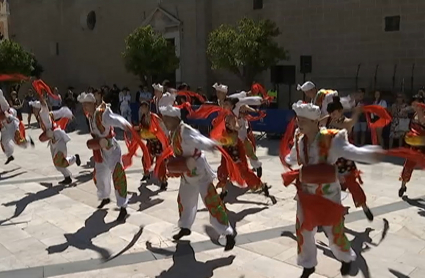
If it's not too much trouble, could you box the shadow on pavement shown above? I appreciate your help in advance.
[0,167,26,181]
[0,182,68,225]
[128,183,164,212]
[104,226,144,262]
[146,240,235,278]
[402,196,425,217]
[46,209,122,259]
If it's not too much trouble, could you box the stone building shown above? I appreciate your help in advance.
[8,0,425,106]
[0,0,9,40]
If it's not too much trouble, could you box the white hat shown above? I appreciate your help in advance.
[29,101,42,109]
[292,100,321,120]
[159,105,181,118]
[77,92,96,103]
[212,83,228,93]
[152,83,164,92]
[297,81,316,92]
[0,89,10,112]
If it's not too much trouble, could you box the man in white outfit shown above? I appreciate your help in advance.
[0,89,34,164]
[78,92,131,222]
[119,87,132,123]
[160,105,236,251]
[29,98,80,184]
[284,101,383,277]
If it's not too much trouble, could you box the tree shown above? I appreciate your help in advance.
[0,39,33,76]
[122,25,179,85]
[207,18,288,86]
[31,57,44,78]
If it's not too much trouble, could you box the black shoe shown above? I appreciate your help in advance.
[59,177,72,185]
[256,167,263,178]
[29,137,35,147]
[300,267,315,278]
[172,228,191,241]
[75,154,81,166]
[398,186,407,198]
[224,233,236,251]
[117,208,128,222]
[140,174,150,182]
[97,198,111,209]
[160,181,168,191]
[5,156,14,165]
[340,261,351,276]
[219,190,228,201]
[363,205,374,221]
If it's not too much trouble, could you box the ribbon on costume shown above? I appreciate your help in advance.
[0,74,29,82]
[32,79,60,100]
[154,145,174,178]
[251,83,273,103]
[279,117,297,165]
[122,127,151,170]
[282,168,345,231]
[363,105,392,145]
[385,147,425,168]
[177,91,206,104]
[244,110,266,122]
[187,104,224,119]
[175,102,194,114]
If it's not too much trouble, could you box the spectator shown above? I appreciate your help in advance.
[353,88,368,145]
[389,93,409,148]
[119,87,132,122]
[138,85,152,102]
[110,84,120,113]
[178,83,188,91]
[24,88,37,127]
[9,91,23,121]
[48,87,62,111]
[162,79,171,93]
[64,87,77,112]
[372,90,388,148]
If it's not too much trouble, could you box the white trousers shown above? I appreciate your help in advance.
[50,138,76,178]
[1,126,29,158]
[94,143,128,208]
[296,183,356,268]
[120,105,132,123]
[178,178,233,236]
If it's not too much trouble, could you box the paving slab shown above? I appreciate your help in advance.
[0,115,425,277]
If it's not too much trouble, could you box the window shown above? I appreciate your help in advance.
[87,11,96,30]
[385,16,400,32]
[253,0,263,10]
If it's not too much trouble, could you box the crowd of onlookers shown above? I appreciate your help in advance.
[352,88,425,149]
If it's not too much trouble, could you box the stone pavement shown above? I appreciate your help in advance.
[1,119,425,278]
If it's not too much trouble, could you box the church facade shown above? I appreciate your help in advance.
[8,0,425,104]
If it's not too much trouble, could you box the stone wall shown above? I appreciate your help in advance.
[8,0,425,104]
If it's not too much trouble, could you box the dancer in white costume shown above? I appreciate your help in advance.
[283,101,382,278]
[78,92,131,222]
[228,91,264,176]
[29,96,80,184]
[0,90,34,164]
[160,105,236,251]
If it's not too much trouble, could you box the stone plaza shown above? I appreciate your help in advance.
[0,114,424,278]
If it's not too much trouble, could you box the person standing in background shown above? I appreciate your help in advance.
[24,88,37,127]
[139,85,152,103]
[9,91,23,121]
[353,88,368,146]
[110,84,120,113]
[389,93,409,149]
[48,87,62,111]
[119,87,132,123]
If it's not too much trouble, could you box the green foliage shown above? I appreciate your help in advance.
[122,25,179,83]
[31,57,44,78]
[0,39,34,76]
[207,18,288,85]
